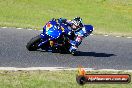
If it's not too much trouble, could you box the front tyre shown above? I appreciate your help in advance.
[26,35,41,51]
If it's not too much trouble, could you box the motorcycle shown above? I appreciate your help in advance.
[26,19,72,54]
[26,19,94,55]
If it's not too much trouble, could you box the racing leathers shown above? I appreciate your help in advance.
[57,18,94,54]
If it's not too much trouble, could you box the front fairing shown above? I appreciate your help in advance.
[42,20,63,39]
[43,21,58,33]
[46,26,62,39]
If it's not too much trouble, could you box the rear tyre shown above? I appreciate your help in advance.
[52,46,60,53]
[60,46,70,54]
[26,35,41,51]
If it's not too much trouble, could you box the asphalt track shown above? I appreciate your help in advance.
[0,28,132,70]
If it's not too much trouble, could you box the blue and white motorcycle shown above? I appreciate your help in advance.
[26,19,93,55]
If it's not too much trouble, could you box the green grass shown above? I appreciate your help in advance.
[0,0,132,36]
[0,70,131,88]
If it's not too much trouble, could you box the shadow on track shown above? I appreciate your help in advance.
[37,50,116,57]
[76,51,116,57]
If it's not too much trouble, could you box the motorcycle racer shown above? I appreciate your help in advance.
[56,17,94,54]
[27,17,93,55]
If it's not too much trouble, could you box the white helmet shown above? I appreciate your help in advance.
[71,17,83,31]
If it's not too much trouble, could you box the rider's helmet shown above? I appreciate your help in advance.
[70,17,83,31]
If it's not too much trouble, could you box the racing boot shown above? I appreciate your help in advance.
[69,46,77,55]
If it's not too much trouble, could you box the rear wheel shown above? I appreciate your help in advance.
[59,38,71,54]
[26,35,41,51]
[52,46,60,53]
[60,46,70,54]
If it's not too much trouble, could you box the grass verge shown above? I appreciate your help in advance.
[0,70,131,88]
[0,0,132,36]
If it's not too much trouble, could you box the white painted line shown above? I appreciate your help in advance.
[39,30,43,31]
[115,36,121,38]
[127,37,132,39]
[98,69,117,71]
[27,29,33,30]
[97,69,132,72]
[17,28,23,29]
[104,35,108,36]
[2,27,7,28]
[84,68,94,71]
[0,67,132,72]
[0,67,72,71]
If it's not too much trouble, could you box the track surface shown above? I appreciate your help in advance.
[0,28,132,70]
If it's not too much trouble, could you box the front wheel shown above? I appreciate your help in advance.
[26,35,41,51]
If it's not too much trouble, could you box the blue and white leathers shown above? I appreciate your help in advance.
[57,18,94,53]
[69,25,94,53]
